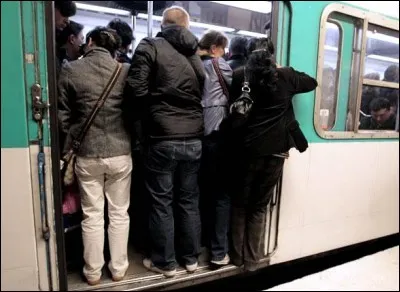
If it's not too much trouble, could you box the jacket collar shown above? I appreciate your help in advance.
[83,47,112,58]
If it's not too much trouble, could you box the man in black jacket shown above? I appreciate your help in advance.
[125,6,205,277]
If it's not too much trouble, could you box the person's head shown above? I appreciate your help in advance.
[198,30,228,58]
[362,72,380,98]
[229,36,248,58]
[54,1,77,30]
[107,18,134,53]
[84,27,121,58]
[246,37,278,92]
[383,64,399,83]
[57,20,84,60]
[161,6,190,29]
[247,37,275,56]
[370,97,393,125]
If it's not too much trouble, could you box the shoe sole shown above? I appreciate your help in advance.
[112,275,125,282]
[143,260,176,278]
[185,263,198,273]
[87,278,101,286]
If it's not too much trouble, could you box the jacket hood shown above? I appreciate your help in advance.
[157,25,198,56]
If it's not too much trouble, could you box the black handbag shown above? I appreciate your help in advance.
[229,67,254,128]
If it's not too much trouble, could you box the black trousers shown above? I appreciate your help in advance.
[230,155,284,271]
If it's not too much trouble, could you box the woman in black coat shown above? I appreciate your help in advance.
[228,37,317,271]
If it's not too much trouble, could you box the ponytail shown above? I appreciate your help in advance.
[246,37,278,93]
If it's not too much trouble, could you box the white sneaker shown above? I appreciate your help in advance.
[185,262,198,273]
[143,258,176,278]
[211,254,230,266]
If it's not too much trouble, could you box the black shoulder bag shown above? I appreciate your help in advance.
[229,66,254,128]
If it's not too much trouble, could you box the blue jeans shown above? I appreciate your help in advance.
[145,139,202,270]
[200,132,231,261]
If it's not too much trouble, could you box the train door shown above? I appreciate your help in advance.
[34,1,284,291]
[1,1,61,290]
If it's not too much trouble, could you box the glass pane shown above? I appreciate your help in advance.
[320,21,341,130]
[359,86,398,131]
[153,1,272,41]
[361,24,399,131]
[364,24,399,82]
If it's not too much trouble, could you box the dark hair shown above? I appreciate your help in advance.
[54,1,77,17]
[246,37,278,93]
[107,18,134,48]
[370,97,391,112]
[384,64,399,83]
[247,37,275,56]
[229,36,248,57]
[198,30,228,51]
[86,26,121,57]
[57,20,84,47]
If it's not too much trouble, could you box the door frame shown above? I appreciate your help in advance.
[44,1,68,291]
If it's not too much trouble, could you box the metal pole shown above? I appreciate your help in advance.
[147,1,153,37]
[131,14,136,54]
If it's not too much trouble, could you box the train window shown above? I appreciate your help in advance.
[71,3,134,54]
[71,1,271,55]
[319,21,342,130]
[315,3,399,139]
[150,1,271,43]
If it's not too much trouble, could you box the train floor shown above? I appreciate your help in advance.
[66,240,212,291]
[265,246,399,291]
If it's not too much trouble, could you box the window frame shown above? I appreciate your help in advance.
[314,3,399,139]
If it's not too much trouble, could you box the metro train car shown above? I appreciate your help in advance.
[1,1,398,291]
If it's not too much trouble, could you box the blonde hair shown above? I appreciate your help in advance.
[162,6,190,28]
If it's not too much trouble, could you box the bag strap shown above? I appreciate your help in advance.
[211,58,230,100]
[241,66,251,94]
[71,62,123,151]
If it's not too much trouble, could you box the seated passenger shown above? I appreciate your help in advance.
[58,27,132,285]
[380,65,399,115]
[359,97,396,130]
[107,18,135,64]
[197,30,232,267]
[227,36,248,71]
[125,6,205,277]
[360,72,380,116]
[229,37,317,272]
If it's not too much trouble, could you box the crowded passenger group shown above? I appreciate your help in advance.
[55,1,318,286]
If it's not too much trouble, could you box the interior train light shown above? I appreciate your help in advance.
[367,55,399,63]
[366,31,399,45]
[75,2,131,16]
[237,30,267,38]
[210,1,272,14]
[136,13,163,22]
[324,45,339,52]
[190,22,235,32]
[136,13,235,32]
